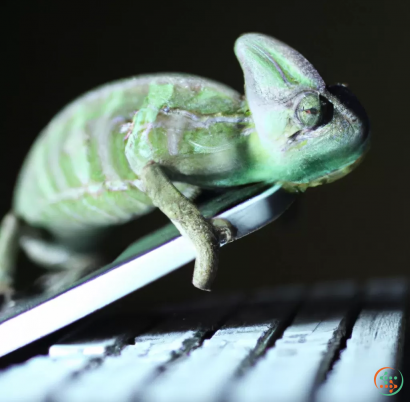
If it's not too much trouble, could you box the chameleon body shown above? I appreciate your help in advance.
[0,33,369,299]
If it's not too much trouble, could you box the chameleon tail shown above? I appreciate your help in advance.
[0,212,21,304]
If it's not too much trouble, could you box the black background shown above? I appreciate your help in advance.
[1,0,409,305]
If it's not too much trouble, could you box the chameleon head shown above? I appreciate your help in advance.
[235,33,370,188]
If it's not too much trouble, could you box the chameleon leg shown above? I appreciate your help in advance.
[140,162,234,291]
[0,212,21,304]
[19,231,102,293]
[125,83,235,289]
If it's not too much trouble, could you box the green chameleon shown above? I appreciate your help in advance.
[0,33,369,301]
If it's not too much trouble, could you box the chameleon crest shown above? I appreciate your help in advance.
[235,34,369,188]
[0,33,369,302]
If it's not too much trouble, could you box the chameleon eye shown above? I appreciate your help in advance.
[295,93,322,128]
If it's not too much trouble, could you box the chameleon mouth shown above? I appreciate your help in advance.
[281,153,366,192]
[306,154,365,187]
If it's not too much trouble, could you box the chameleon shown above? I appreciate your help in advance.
[0,33,369,301]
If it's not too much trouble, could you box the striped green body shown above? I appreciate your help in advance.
[12,33,370,240]
[13,74,245,235]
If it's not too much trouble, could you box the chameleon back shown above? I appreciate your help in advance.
[13,74,243,235]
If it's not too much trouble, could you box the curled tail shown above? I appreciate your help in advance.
[0,212,21,302]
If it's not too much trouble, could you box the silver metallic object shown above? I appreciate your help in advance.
[0,183,295,357]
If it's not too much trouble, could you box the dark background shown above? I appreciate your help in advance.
[1,0,408,305]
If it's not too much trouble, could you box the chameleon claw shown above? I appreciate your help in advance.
[211,218,237,245]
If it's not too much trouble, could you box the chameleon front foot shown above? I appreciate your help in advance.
[211,218,237,245]
[140,163,237,292]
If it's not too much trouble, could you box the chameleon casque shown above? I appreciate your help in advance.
[0,33,369,300]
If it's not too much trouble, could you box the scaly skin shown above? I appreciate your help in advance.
[14,74,244,234]
[0,33,370,296]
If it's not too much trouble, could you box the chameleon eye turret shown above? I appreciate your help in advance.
[0,33,369,300]
[295,92,333,128]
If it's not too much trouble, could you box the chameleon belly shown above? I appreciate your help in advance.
[13,74,243,233]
